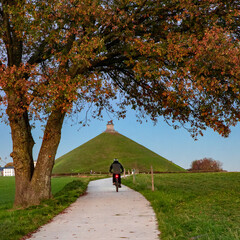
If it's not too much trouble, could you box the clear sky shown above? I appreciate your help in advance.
[0,109,239,172]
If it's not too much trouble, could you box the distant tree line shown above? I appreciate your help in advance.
[4,162,14,168]
[190,158,223,171]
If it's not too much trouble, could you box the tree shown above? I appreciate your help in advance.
[190,158,223,171]
[4,162,14,167]
[0,0,239,207]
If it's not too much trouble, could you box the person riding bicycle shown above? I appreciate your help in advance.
[109,158,124,187]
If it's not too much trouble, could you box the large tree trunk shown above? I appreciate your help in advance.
[7,95,35,207]
[8,94,66,207]
[30,109,66,205]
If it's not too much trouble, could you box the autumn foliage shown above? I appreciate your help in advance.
[4,162,14,168]
[0,0,239,207]
[190,158,223,172]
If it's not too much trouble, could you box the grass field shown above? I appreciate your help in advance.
[1,173,239,240]
[0,176,90,240]
[122,172,240,240]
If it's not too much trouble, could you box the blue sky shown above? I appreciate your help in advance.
[0,109,239,171]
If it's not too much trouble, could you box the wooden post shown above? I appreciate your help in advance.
[133,169,135,184]
[151,165,154,191]
[128,169,130,175]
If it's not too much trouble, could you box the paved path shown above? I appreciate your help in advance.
[27,178,160,240]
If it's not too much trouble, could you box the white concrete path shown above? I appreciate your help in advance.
[27,178,160,240]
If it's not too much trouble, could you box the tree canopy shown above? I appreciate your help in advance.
[0,0,239,207]
[190,158,223,171]
[1,0,240,136]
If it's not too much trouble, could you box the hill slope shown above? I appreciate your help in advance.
[53,132,185,174]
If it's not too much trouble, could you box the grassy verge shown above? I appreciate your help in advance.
[0,176,91,240]
[122,172,240,240]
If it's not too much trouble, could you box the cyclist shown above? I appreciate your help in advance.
[109,158,124,187]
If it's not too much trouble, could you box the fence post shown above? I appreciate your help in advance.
[133,169,135,184]
[151,165,154,191]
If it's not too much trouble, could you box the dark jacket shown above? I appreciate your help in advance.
[109,161,124,174]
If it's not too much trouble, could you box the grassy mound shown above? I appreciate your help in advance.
[53,132,184,174]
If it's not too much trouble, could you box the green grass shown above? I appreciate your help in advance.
[122,172,240,240]
[0,176,91,240]
[0,177,15,206]
[53,132,185,174]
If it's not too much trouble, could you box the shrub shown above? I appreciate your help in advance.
[190,158,223,171]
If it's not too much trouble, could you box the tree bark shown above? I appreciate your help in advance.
[7,95,35,207]
[30,109,66,205]
[8,93,66,207]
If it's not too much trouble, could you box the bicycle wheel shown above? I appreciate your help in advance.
[116,177,119,192]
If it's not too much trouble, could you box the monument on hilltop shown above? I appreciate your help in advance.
[53,120,185,174]
[105,120,118,133]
